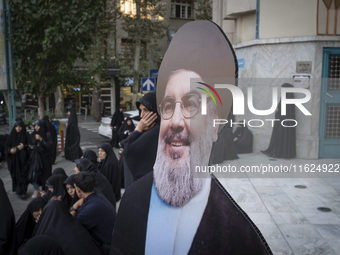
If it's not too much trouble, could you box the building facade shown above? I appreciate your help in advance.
[213,0,340,159]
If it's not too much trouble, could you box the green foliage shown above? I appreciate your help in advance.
[119,0,166,81]
[9,0,106,98]
[195,0,212,20]
[23,109,38,129]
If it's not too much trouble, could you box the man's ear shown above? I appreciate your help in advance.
[213,110,219,142]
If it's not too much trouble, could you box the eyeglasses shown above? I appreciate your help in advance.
[159,94,201,120]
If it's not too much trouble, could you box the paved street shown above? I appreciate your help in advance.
[1,116,340,254]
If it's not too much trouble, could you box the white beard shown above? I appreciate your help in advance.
[153,119,214,207]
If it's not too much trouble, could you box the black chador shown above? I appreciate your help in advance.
[98,143,121,201]
[262,83,296,159]
[6,119,30,197]
[65,109,83,161]
[28,120,53,189]
[43,115,58,164]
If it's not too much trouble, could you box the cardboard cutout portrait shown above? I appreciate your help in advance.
[111,21,272,255]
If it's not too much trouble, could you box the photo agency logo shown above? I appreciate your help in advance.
[196,81,312,128]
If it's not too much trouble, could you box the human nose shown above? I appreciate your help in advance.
[170,102,185,128]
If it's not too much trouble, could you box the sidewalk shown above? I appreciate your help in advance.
[1,117,339,254]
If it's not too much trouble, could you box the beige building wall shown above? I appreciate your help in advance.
[260,0,317,39]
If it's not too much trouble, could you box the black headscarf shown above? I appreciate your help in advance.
[45,174,70,206]
[75,158,116,207]
[83,149,98,169]
[63,174,79,205]
[65,109,83,161]
[33,201,101,255]
[98,143,121,201]
[18,235,63,255]
[122,92,160,188]
[32,120,47,141]
[136,92,160,124]
[16,197,47,248]
[7,119,28,149]
[52,168,68,179]
[0,178,16,255]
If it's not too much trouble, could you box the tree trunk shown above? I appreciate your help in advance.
[131,0,141,110]
[38,94,45,119]
[92,73,101,119]
[54,86,64,118]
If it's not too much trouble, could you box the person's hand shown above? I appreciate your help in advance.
[74,198,84,208]
[135,112,157,133]
[50,195,62,201]
[35,134,42,141]
[17,143,24,150]
[10,147,17,154]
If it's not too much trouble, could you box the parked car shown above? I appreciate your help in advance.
[98,110,140,139]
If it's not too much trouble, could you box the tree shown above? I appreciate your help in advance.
[195,0,212,20]
[120,0,166,109]
[81,0,119,118]
[9,0,105,118]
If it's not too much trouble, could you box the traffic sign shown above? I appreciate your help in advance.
[150,69,159,78]
[141,77,155,92]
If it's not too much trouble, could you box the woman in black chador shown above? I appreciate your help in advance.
[0,178,16,255]
[28,120,53,197]
[262,83,296,158]
[233,124,253,153]
[6,118,29,199]
[65,109,83,161]
[110,106,125,147]
[98,142,121,201]
[117,117,135,143]
[43,115,57,164]
[15,197,47,248]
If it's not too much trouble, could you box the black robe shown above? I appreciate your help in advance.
[98,143,121,201]
[111,172,272,255]
[33,201,101,255]
[15,197,47,248]
[65,109,83,161]
[6,119,30,195]
[0,178,16,255]
[75,158,116,207]
[43,116,57,164]
[117,117,135,143]
[121,92,160,189]
[262,83,296,159]
[233,125,253,153]
[209,124,238,165]
[28,120,53,188]
[121,123,159,189]
[110,108,125,147]
[18,235,63,255]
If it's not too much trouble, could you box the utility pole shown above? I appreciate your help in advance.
[3,0,16,130]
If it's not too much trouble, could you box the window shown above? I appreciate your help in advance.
[170,0,193,19]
